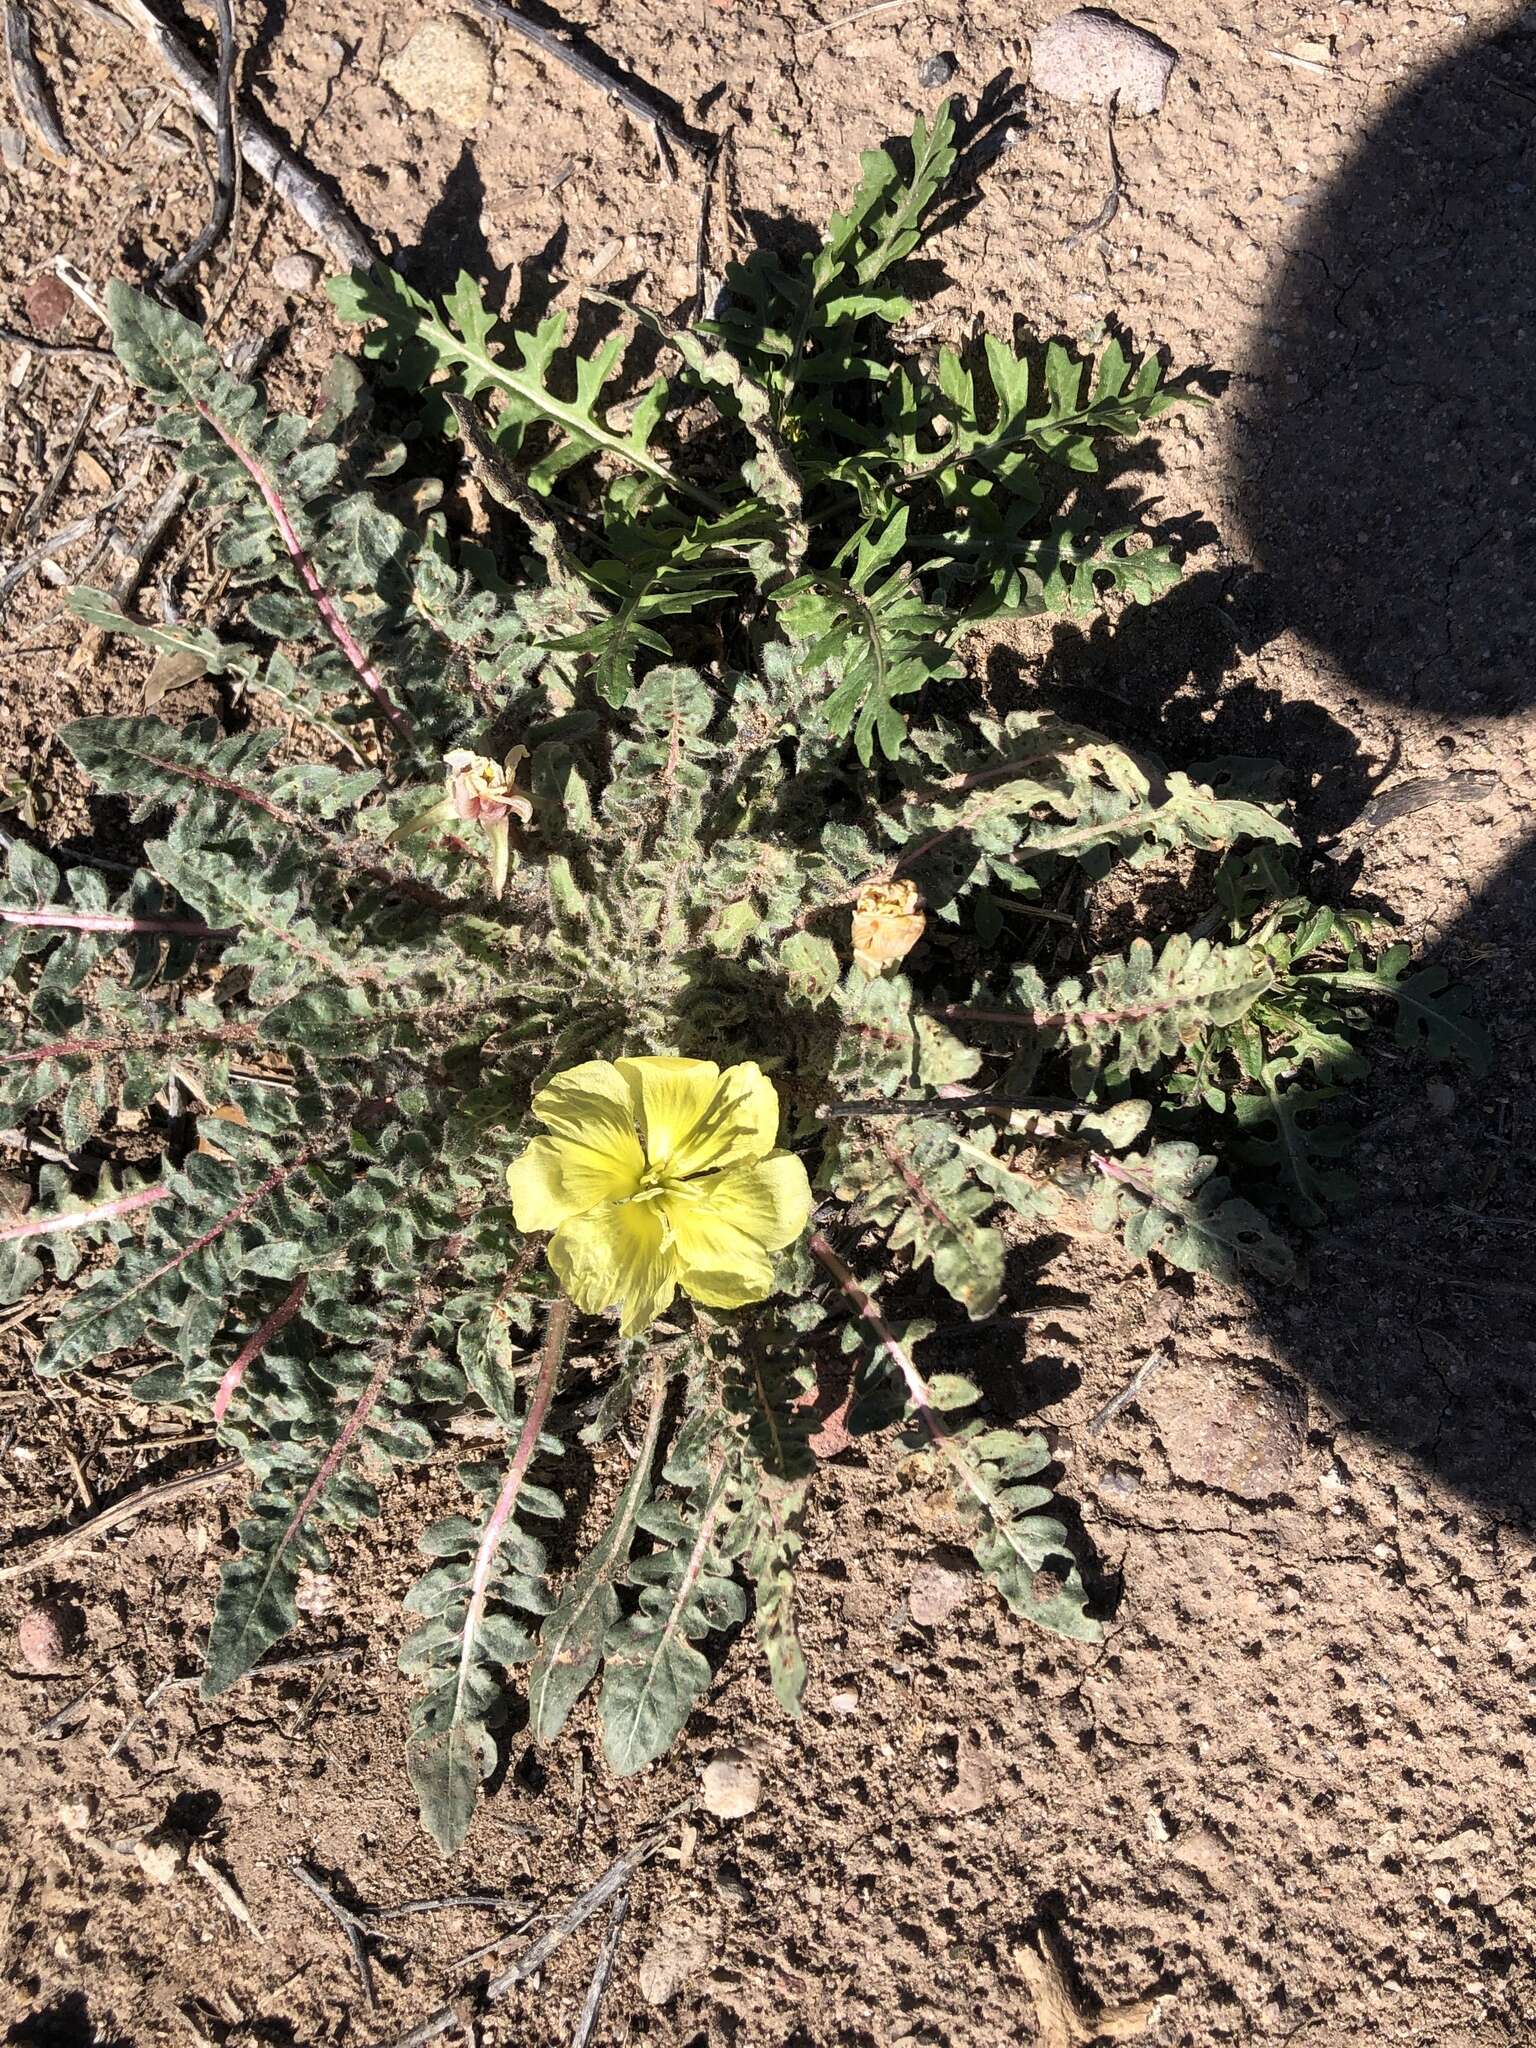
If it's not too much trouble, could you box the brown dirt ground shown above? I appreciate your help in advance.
[3,2,1535,2045]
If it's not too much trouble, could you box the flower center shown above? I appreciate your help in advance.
[633,1162,698,1205]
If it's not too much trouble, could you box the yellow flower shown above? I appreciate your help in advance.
[507,1056,813,1337]
[852,878,925,976]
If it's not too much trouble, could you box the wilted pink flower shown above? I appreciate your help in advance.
[444,747,533,828]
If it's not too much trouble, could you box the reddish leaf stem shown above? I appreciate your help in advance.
[933,993,1191,1033]
[212,1273,309,1423]
[191,399,414,745]
[0,1182,170,1244]
[452,1296,571,1718]
[0,906,234,939]
[809,1233,1021,1543]
[0,1021,261,1068]
[808,1231,938,1441]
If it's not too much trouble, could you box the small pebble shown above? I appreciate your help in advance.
[271,252,323,295]
[907,1559,969,1627]
[637,1926,713,2004]
[700,1749,761,1819]
[16,1598,83,1672]
[919,51,957,89]
[21,273,73,334]
[0,126,26,172]
[1030,8,1177,115]
[829,1687,860,1715]
[382,18,494,129]
[134,1837,185,1886]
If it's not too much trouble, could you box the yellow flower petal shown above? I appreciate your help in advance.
[662,1152,813,1310]
[619,1056,780,1178]
[531,1060,644,1172]
[616,1055,719,1169]
[507,1134,641,1233]
[687,1152,814,1250]
[547,1201,677,1337]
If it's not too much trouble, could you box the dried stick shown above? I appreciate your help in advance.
[0,1180,170,1244]
[4,0,71,159]
[0,905,232,939]
[290,1859,378,2013]
[0,1458,239,1582]
[801,0,911,37]
[463,0,706,162]
[0,515,98,611]
[817,1092,1077,1121]
[108,1640,365,1753]
[1330,1247,1536,1305]
[1085,1348,1168,1436]
[809,1232,935,1425]
[161,0,238,285]
[26,381,105,535]
[485,1800,687,1997]
[212,1274,308,1423]
[363,1893,527,1924]
[376,1803,691,2048]
[570,1891,628,2048]
[0,322,117,360]
[104,0,380,274]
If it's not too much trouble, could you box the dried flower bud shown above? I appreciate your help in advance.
[852,878,925,975]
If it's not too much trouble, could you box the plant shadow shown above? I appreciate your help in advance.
[1223,20,1536,1514]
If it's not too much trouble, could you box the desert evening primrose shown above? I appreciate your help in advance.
[507,1056,813,1337]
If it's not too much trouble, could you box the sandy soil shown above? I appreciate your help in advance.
[2,2,1534,2044]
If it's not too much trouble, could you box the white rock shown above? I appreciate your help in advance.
[382,18,494,130]
[637,1926,713,2004]
[1030,9,1177,116]
[134,1837,185,1886]
[907,1559,969,1627]
[271,252,324,295]
[700,1748,761,1819]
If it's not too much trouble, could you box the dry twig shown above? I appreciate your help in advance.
[375,1803,691,2048]
[103,0,380,273]
[3,0,70,159]
[801,0,911,38]
[570,1891,628,2048]
[27,382,104,537]
[1086,1349,1169,1436]
[463,0,707,166]
[0,322,117,360]
[817,1091,1077,1121]
[290,1859,378,2011]
[0,1457,239,1582]
[161,0,239,285]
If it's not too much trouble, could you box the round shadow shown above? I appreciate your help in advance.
[1232,22,1536,718]
[1223,22,1536,1514]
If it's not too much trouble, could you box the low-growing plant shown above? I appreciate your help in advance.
[0,103,1486,1852]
